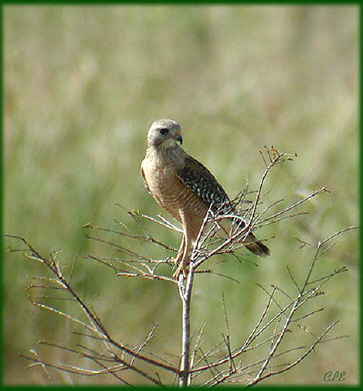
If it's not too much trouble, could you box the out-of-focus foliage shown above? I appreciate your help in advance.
[4,5,358,385]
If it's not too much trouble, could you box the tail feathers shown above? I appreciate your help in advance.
[244,233,270,257]
[213,217,270,257]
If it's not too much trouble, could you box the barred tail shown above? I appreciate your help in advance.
[244,233,270,257]
[216,216,270,257]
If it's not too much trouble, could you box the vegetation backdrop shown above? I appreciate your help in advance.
[4,5,358,385]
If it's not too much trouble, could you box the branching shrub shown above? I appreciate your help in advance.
[6,148,356,386]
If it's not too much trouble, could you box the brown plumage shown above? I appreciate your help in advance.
[141,119,270,275]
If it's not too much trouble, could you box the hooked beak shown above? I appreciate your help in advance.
[175,132,183,144]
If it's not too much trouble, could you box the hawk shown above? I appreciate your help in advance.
[141,119,270,275]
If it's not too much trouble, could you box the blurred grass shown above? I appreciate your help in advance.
[4,5,358,385]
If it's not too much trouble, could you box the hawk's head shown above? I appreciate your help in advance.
[147,119,183,148]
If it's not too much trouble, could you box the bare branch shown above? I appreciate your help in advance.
[6,148,354,386]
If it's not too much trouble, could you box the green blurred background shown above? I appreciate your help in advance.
[4,5,358,385]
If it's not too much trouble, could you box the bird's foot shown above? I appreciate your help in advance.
[172,258,190,280]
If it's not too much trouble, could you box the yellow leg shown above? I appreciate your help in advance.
[173,235,191,279]
[175,235,186,263]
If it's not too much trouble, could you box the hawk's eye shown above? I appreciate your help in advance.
[159,128,169,136]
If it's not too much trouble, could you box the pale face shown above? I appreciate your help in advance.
[147,119,183,148]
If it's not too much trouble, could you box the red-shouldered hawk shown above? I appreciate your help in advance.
[141,119,270,276]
